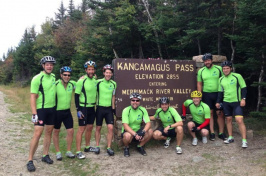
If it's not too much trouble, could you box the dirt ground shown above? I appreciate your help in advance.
[0,91,265,176]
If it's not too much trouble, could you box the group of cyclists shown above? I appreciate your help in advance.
[27,53,248,172]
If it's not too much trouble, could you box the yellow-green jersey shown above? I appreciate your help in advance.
[153,107,182,129]
[122,106,150,132]
[183,99,210,124]
[218,72,247,103]
[75,75,97,107]
[30,71,56,109]
[55,80,76,110]
[197,65,223,92]
[96,79,117,107]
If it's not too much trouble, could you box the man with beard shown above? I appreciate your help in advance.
[27,56,56,172]
[215,61,248,148]
[122,93,153,157]
[75,61,98,159]
[197,53,226,141]
[95,64,117,156]
[53,66,76,160]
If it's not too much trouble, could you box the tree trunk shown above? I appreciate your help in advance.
[197,38,201,55]
[217,27,222,55]
[257,52,264,111]
[139,40,144,59]
[231,2,237,72]
[141,0,163,59]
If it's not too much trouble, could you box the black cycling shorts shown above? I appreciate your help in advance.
[96,106,114,126]
[54,109,73,129]
[121,128,144,142]
[78,107,96,126]
[223,102,243,117]
[202,92,218,110]
[36,107,56,126]
[192,121,210,131]
[156,127,176,137]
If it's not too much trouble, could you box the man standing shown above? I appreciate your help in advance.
[216,61,248,148]
[53,66,76,160]
[75,61,98,159]
[95,64,117,156]
[182,91,210,146]
[197,53,226,141]
[122,93,153,157]
[27,56,56,172]
[150,97,184,154]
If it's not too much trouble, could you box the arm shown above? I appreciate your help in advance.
[112,95,115,109]
[30,93,38,114]
[149,116,156,121]
[123,123,137,136]
[143,121,151,133]
[197,81,203,92]
[75,93,80,111]
[198,119,210,129]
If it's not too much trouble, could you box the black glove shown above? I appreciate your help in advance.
[218,103,223,110]
[137,130,146,137]
[191,127,198,132]
[181,115,186,120]
[112,109,116,115]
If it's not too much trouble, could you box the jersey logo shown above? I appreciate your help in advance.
[137,114,142,120]
[197,109,203,115]
[167,116,171,122]
[230,79,236,85]
[67,85,72,92]
[212,71,218,76]
[108,85,113,90]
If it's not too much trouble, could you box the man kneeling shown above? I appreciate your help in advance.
[121,93,153,157]
[150,97,184,154]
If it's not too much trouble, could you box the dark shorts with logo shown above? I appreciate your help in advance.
[36,107,56,126]
[156,127,176,137]
[54,109,73,129]
[202,92,218,110]
[78,107,96,126]
[223,102,243,117]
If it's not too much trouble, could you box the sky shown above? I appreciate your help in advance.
[0,0,82,59]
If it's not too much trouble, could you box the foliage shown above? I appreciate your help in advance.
[0,0,265,113]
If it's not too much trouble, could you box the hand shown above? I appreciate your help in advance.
[218,103,223,110]
[31,114,38,124]
[215,103,221,109]
[191,127,199,132]
[77,111,84,119]
[137,130,146,137]
[181,115,186,121]
[240,99,246,107]
[112,109,116,115]
[164,126,170,134]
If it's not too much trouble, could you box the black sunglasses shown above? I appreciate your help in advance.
[63,74,71,77]
[131,99,140,102]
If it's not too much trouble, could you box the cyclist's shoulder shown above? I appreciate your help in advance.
[198,67,206,73]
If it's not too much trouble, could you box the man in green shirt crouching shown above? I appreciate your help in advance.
[122,93,153,157]
[150,97,184,154]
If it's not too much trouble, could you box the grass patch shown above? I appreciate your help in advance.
[245,117,266,136]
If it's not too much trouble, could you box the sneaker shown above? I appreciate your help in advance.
[242,141,248,148]
[94,147,100,154]
[164,137,171,148]
[26,160,36,172]
[42,155,53,164]
[66,151,75,158]
[76,152,85,159]
[202,136,208,144]
[176,147,182,154]
[224,138,234,144]
[84,146,96,152]
[107,148,114,156]
[124,147,130,157]
[56,152,62,161]
[218,133,227,140]
[209,133,215,141]
[137,146,147,156]
[192,138,198,146]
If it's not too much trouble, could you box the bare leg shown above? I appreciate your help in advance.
[66,128,74,151]
[53,129,60,153]
[107,124,113,148]
[76,126,86,152]
[43,125,54,155]
[95,126,102,146]
[85,125,93,147]
[28,126,44,161]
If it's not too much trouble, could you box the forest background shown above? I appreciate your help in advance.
[0,0,265,117]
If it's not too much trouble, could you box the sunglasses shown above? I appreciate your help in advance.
[63,74,71,77]
[131,99,140,102]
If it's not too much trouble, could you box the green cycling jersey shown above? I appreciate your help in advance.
[30,71,56,109]
[218,72,246,102]
[97,78,117,107]
[183,99,210,124]
[122,106,150,132]
[75,75,97,107]
[154,107,182,129]
[197,65,223,92]
[55,80,76,110]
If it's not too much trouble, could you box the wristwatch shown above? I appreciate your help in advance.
[169,125,171,128]
[242,98,246,100]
